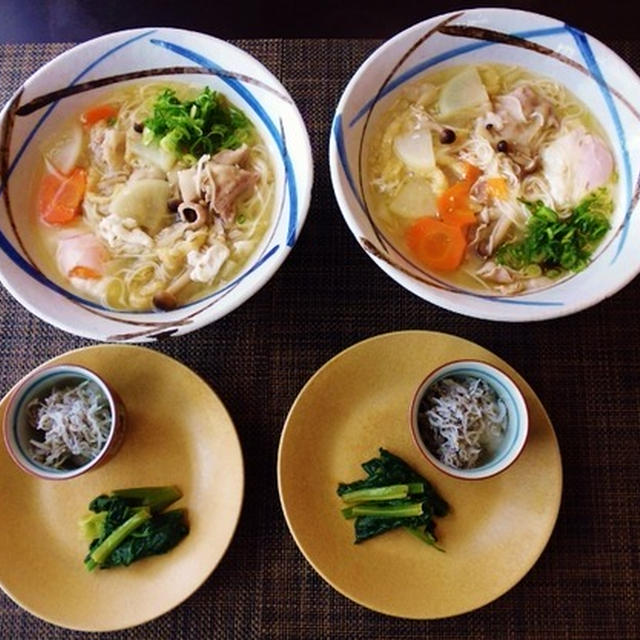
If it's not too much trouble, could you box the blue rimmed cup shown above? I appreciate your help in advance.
[3,364,126,480]
[409,360,529,480]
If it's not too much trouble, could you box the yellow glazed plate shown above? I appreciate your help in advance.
[0,345,244,631]
[278,331,562,619]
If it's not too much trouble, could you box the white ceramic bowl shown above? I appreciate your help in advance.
[409,360,529,480]
[329,8,640,321]
[3,364,126,480]
[0,28,312,341]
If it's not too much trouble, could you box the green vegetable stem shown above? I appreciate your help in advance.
[341,502,425,519]
[339,483,425,504]
[80,485,189,571]
[337,448,449,548]
[104,510,188,568]
[111,486,183,513]
[85,508,152,571]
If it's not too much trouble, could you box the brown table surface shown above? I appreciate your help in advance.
[1,38,639,640]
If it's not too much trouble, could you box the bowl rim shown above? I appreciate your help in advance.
[0,26,314,341]
[409,358,530,480]
[328,6,640,322]
[2,363,122,480]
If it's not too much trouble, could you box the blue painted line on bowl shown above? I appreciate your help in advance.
[0,29,156,199]
[332,113,365,213]
[334,22,635,308]
[566,25,632,263]
[478,296,563,307]
[0,222,281,316]
[0,30,159,309]
[347,26,567,128]
[149,38,300,247]
[0,32,283,315]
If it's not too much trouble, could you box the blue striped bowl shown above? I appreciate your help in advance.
[0,28,312,341]
[409,360,529,480]
[329,8,640,321]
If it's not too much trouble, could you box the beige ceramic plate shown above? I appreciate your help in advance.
[278,331,562,619]
[0,345,244,631]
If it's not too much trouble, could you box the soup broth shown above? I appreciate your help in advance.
[365,64,616,294]
[33,82,274,311]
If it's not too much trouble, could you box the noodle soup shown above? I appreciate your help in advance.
[33,82,274,311]
[365,64,616,295]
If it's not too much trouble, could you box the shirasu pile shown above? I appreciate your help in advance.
[418,376,507,469]
[27,381,112,468]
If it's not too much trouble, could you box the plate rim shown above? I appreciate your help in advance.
[0,343,245,631]
[277,330,563,619]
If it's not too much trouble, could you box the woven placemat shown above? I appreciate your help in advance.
[0,39,639,640]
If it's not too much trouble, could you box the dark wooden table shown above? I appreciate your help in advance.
[1,4,639,639]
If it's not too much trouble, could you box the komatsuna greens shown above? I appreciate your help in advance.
[337,448,449,548]
[79,486,189,571]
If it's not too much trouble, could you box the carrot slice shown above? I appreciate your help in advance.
[441,208,477,229]
[437,163,480,229]
[438,180,468,215]
[38,168,86,225]
[406,217,467,271]
[81,104,118,126]
[463,163,481,183]
[437,182,477,229]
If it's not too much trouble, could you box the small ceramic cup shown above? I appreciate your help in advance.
[3,364,126,480]
[410,360,529,480]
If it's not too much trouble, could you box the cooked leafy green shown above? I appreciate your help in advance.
[85,508,152,570]
[80,486,188,571]
[339,483,425,504]
[101,510,188,568]
[337,448,449,548]
[337,448,449,516]
[495,189,612,274]
[142,87,253,160]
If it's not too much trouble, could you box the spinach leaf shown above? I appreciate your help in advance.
[81,486,188,571]
[337,448,449,517]
[337,448,449,547]
[100,510,189,568]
